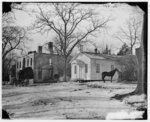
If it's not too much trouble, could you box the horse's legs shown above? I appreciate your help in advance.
[102,75,105,83]
[111,76,112,83]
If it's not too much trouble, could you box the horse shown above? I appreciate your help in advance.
[102,68,119,83]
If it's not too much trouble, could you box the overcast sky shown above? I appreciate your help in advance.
[10,2,143,55]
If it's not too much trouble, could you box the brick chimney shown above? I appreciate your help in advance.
[38,46,42,53]
[28,51,32,54]
[48,42,53,54]
[95,48,98,54]
[28,51,37,54]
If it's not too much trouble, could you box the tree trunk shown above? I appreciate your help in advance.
[135,47,144,94]
[111,10,147,100]
[134,13,147,95]
[131,45,133,55]
[64,56,67,82]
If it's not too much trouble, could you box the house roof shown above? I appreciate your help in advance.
[17,52,63,59]
[70,53,78,61]
[84,53,106,60]
[70,52,122,63]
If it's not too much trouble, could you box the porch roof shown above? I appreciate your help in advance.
[76,59,85,66]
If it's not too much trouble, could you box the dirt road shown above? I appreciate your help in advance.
[2,81,137,119]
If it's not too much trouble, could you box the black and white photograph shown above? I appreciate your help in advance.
[1,1,148,120]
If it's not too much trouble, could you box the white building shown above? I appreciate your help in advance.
[70,52,121,81]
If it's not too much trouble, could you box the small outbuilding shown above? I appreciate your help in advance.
[70,52,122,81]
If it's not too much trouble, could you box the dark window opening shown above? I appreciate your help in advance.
[20,61,21,68]
[38,69,42,79]
[30,58,32,66]
[74,65,77,74]
[96,64,100,73]
[27,59,29,67]
[23,58,25,69]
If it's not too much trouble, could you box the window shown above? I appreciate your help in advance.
[30,58,32,66]
[20,61,21,68]
[96,64,100,73]
[85,64,88,73]
[74,65,77,74]
[17,62,19,68]
[23,58,25,69]
[26,59,27,67]
[38,69,42,79]
[111,65,114,70]
[27,59,29,67]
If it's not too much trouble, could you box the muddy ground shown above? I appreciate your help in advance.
[2,81,138,119]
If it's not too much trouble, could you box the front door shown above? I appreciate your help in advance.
[79,66,88,80]
[79,66,83,80]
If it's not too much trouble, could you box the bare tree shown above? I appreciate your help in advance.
[114,17,142,55]
[115,16,146,95]
[2,26,26,61]
[2,2,32,84]
[33,3,110,81]
[112,12,147,100]
[2,51,17,81]
[2,9,30,62]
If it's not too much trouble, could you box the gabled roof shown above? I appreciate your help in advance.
[70,53,82,63]
[70,52,122,63]
[84,53,106,60]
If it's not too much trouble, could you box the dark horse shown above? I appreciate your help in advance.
[102,68,119,83]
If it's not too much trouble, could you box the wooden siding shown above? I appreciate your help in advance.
[71,54,91,80]
[71,53,121,81]
[91,59,119,81]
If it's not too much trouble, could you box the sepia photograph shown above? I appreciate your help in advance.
[1,1,148,120]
